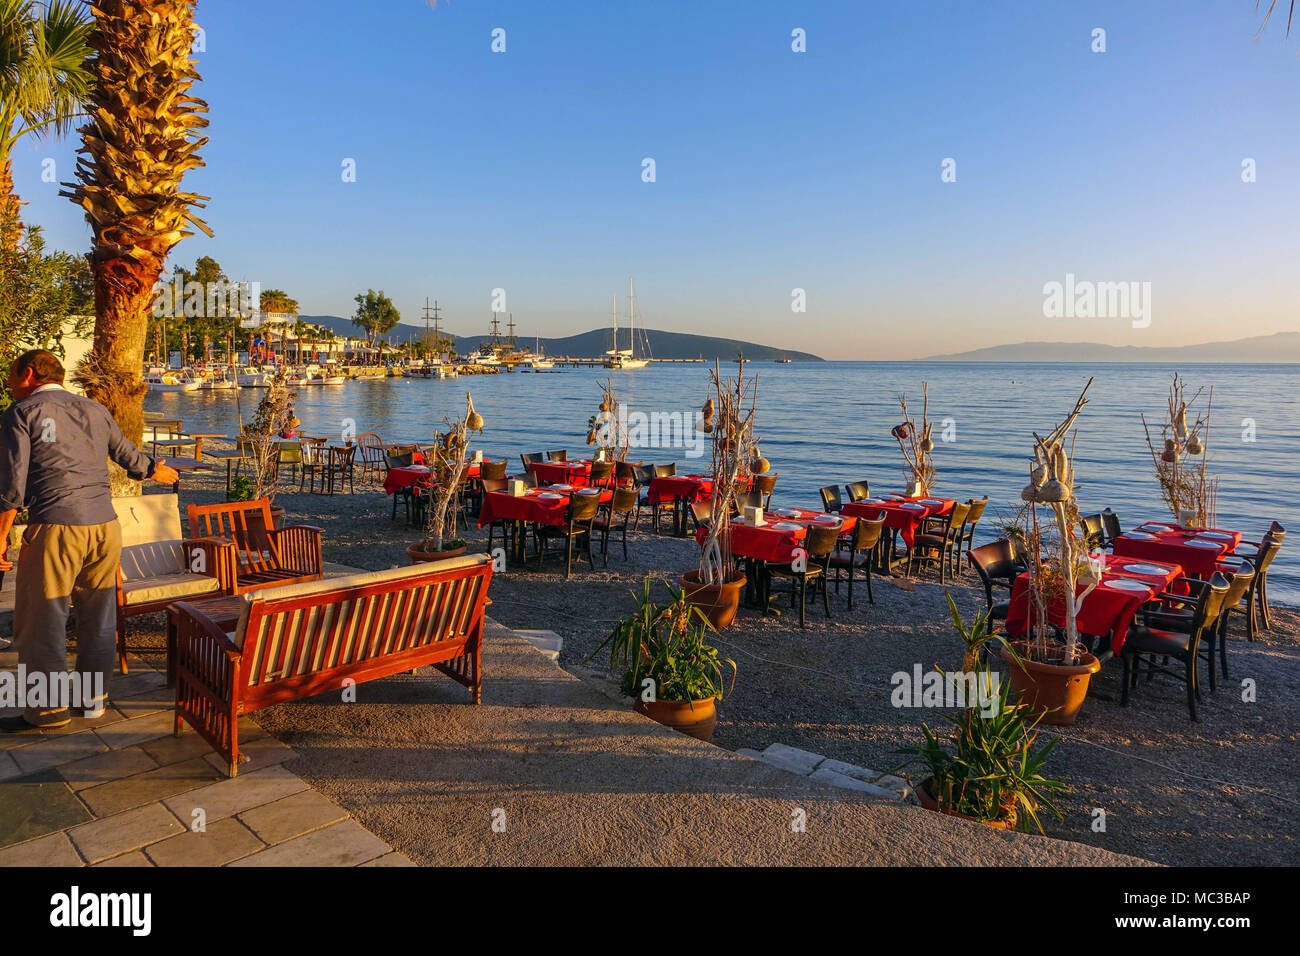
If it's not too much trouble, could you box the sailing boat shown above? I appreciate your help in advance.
[604,278,649,369]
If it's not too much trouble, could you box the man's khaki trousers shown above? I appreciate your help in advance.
[14,522,120,726]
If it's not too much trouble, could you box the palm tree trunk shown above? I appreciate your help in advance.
[0,155,23,250]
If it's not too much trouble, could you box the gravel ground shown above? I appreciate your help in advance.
[166,462,1300,866]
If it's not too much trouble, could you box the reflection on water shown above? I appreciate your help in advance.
[147,362,1300,603]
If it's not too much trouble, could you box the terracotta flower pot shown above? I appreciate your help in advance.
[406,543,468,565]
[679,569,746,629]
[635,696,718,742]
[1000,645,1101,726]
[916,778,1017,831]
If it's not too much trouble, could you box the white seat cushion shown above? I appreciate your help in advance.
[122,572,222,606]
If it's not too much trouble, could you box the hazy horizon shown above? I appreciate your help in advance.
[13,0,1300,360]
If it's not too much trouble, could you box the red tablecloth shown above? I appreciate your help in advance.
[529,460,593,486]
[647,474,714,505]
[1004,554,1185,654]
[694,508,856,564]
[1112,522,1241,579]
[383,461,483,496]
[479,487,612,528]
[841,495,955,549]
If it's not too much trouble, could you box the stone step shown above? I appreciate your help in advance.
[514,629,562,662]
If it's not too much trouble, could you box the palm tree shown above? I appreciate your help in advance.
[64,0,209,454]
[0,0,91,247]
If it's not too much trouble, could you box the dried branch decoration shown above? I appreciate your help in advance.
[423,392,484,552]
[893,383,935,496]
[1141,374,1218,529]
[586,377,627,462]
[245,367,296,505]
[698,360,759,586]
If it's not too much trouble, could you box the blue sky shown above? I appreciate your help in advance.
[13,0,1300,359]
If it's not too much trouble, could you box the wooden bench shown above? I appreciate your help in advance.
[186,498,324,595]
[171,554,494,776]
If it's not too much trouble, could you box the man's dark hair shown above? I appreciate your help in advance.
[10,349,65,385]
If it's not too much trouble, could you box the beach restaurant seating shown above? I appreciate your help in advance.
[186,498,324,595]
[172,554,494,776]
[966,539,1024,623]
[113,493,230,675]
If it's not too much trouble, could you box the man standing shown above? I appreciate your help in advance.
[0,350,178,729]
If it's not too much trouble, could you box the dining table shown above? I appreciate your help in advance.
[841,493,956,575]
[528,459,593,486]
[383,459,484,497]
[647,474,715,535]
[1004,553,1187,656]
[1111,521,1241,579]
[479,486,612,565]
[695,507,856,608]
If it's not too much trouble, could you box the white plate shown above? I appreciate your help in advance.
[771,522,803,530]
[1137,523,1170,532]
[537,493,563,500]
[1117,563,1169,576]
[879,494,904,501]
[1105,578,1153,592]
[550,484,573,491]
[576,488,600,495]
[862,498,884,505]
[1185,540,1221,549]
[1196,531,1234,540]
[810,518,841,526]
[1123,531,1156,540]
[771,508,797,516]
[919,498,944,506]
[900,503,924,511]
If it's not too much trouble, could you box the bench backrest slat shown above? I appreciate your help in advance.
[240,561,491,688]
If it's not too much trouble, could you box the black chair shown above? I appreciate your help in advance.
[635,465,673,531]
[587,460,615,489]
[689,499,713,531]
[844,480,870,503]
[1101,509,1123,547]
[546,450,568,462]
[763,524,839,627]
[519,470,539,489]
[534,492,602,577]
[734,490,762,515]
[593,486,639,565]
[1122,573,1231,721]
[819,485,843,513]
[829,516,885,608]
[615,460,641,487]
[966,539,1024,623]
[1079,513,1106,551]
[653,463,676,477]
[481,477,512,556]
[520,452,544,472]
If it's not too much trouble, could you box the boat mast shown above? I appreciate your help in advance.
[611,294,618,356]
[628,277,636,360]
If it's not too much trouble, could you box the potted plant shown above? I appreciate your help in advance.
[240,368,296,548]
[896,597,1066,833]
[1006,379,1102,725]
[587,578,737,741]
[407,392,484,563]
[891,382,935,497]
[1141,374,1219,529]
[683,361,756,627]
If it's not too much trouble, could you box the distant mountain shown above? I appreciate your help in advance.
[298,315,823,362]
[922,332,1300,364]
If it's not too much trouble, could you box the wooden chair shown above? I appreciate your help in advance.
[112,494,231,675]
[819,485,843,513]
[480,459,507,481]
[299,442,329,494]
[520,452,544,471]
[753,472,778,509]
[955,496,989,570]
[593,486,639,565]
[829,516,885,608]
[186,498,324,595]
[357,432,387,484]
[1223,530,1283,640]
[481,477,512,555]
[614,460,641,487]
[546,450,568,462]
[910,501,971,583]
[587,459,615,489]
[689,499,713,530]
[1122,573,1231,721]
[763,524,839,627]
[172,555,493,776]
[1142,562,1255,692]
[324,445,357,495]
[534,492,602,577]
[653,463,676,477]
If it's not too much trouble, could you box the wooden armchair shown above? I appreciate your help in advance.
[113,494,232,674]
[186,498,324,595]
